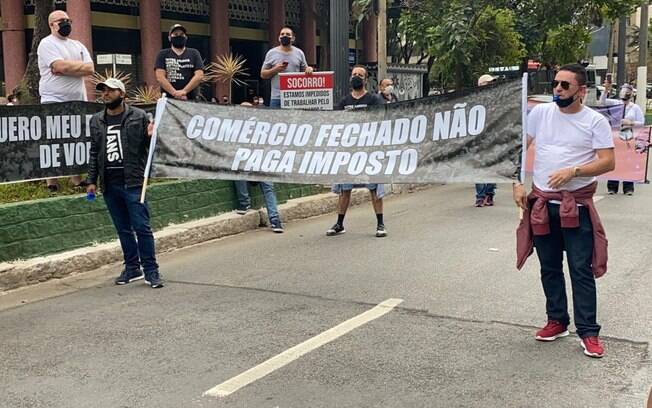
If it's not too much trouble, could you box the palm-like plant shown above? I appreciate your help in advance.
[90,68,132,88]
[130,85,161,105]
[205,53,250,104]
[90,69,132,101]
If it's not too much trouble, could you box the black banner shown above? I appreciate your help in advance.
[0,102,155,183]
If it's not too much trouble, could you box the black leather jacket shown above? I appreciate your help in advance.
[87,104,151,191]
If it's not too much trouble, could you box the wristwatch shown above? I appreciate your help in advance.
[573,166,581,177]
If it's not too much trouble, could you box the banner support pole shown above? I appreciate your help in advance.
[140,94,168,203]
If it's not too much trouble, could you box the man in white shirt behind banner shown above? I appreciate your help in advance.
[37,9,94,192]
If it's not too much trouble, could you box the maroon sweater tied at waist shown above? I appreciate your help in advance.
[515,182,608,278]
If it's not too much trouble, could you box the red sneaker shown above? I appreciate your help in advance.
[535,320,569,341]
[483,194,494,206]
[580,336,605,358]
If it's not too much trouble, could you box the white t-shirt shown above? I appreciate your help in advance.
[600,97,645,125]
[37,34,92,102]
[527,102,614,192]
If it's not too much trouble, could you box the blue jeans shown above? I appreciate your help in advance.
[270,98,281,108]
[103,183,159,278]
[475,183,496,199]
[234,180,280,224]
[533,204,599,338]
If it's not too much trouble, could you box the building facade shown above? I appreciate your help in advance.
[0,0,382,103]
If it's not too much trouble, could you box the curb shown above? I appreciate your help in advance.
[0,188,382,292]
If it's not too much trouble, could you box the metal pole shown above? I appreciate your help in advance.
[617,15,627,87]
[330,0,350,103]
[377,0,387,82]
[637,1,649,113]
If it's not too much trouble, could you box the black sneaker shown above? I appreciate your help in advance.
[326,223,345,236]
[115,269,144,285]
[235,205,251,215]
[144,274,164,289]
[376,224,387,237]
[624,190,634,196]
[271,220,284,233]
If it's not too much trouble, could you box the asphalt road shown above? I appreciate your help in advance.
[1,182,650,408]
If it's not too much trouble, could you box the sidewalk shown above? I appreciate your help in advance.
[0,185,423,293]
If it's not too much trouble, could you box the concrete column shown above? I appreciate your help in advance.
[139,0,162,88]
[300,0,317,66]
[0,0,27,94]
[268,0,285,48]
[210,0,230,101]
[362,14,377,63]
[330,0,349,102]
[66,0,94,100]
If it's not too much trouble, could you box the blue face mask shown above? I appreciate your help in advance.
[553,94,575,108]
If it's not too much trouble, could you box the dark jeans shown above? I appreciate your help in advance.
[607,180,634,193]
[475,183,496,199]
[234,180,280,224]
[533,203,600,338]
[103,183,159,278]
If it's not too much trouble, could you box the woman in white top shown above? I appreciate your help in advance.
[599,82,644,195]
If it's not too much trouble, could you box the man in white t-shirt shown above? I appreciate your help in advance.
[599,82,644,195]
[513,64,615,358]
[37,10,94,192]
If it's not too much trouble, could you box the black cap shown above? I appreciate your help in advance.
[169,24,187,35]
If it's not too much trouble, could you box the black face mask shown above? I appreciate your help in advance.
[105,96,123,110]
[350,76,364,90]
[171,36,187,48]
[280,36,292,46]
[58,21,72,37]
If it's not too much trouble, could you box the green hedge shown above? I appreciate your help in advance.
[0,180,324,263]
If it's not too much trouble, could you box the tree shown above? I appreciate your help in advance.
[15,0,54,103]
[427,2,525,90]
[541,24,592,65]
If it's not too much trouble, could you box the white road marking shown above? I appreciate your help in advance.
[593,195,605,203]
[203,298,404,398]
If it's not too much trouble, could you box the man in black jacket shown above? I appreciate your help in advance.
[86,78,163,288]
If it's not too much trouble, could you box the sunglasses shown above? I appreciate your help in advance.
[551,80,578,90]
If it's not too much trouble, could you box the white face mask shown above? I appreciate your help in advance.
[383,85,394,95]
[619,88,632,100]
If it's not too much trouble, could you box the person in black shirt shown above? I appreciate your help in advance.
[155,24,204,100]
[327,65,388,238]
[87,78,163,288]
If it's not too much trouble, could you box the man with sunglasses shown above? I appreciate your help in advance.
[261,26,313,108]
[514,64,615,358]
[38,10,94,192]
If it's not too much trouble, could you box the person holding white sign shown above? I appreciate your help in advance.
[327,65,387,238]
[261,26,313,108]
[38,10,94,193]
